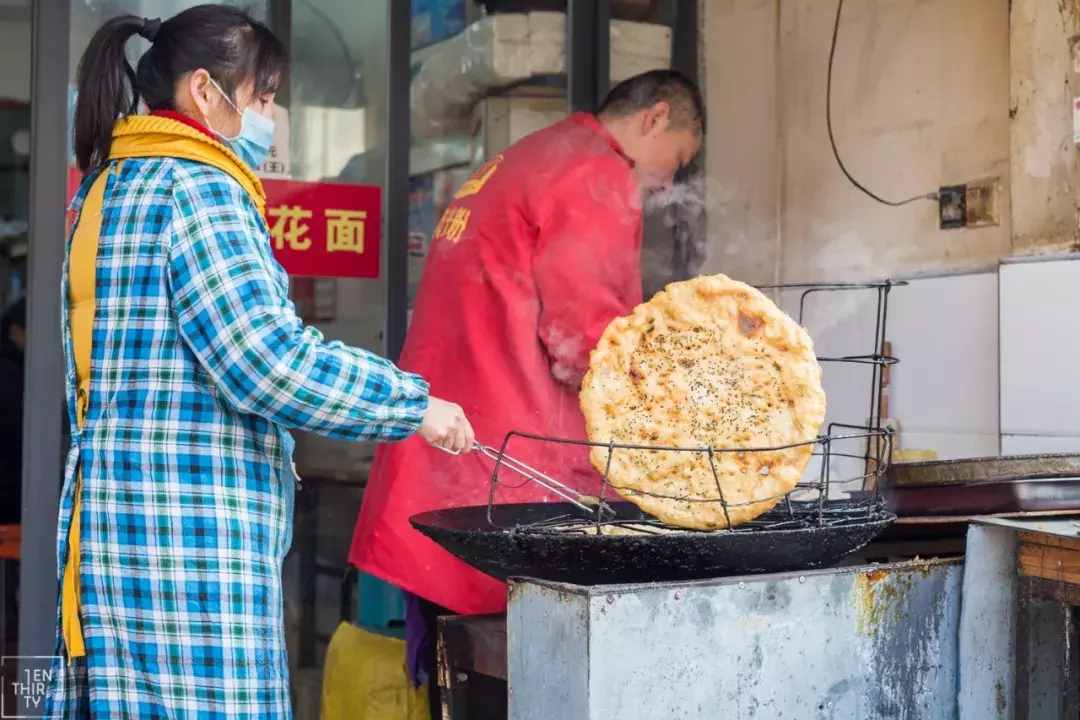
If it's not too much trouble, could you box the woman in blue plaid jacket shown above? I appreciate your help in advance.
[46,5,474,717]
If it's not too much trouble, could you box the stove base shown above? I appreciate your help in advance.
[508,559,963,719]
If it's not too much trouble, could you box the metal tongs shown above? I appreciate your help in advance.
[439,442,616,518]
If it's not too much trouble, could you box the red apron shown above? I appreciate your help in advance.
[349,114,643,614]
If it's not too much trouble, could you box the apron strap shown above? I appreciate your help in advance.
[61,161,115,662]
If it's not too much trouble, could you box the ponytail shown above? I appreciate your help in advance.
[74,15,144,172]
[73,5,287,173]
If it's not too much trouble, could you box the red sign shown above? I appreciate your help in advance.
[262,178,380,278]
[67,167,381,279]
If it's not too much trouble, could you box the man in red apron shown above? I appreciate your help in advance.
[350,71,703,626]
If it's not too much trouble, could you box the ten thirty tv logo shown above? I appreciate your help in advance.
[0,657,60,719]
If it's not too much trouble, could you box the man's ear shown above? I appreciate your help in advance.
[642,101,672,137]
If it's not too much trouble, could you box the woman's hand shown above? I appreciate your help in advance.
[418,396,475,454]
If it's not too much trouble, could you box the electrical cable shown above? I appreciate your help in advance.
[827,0,937,206]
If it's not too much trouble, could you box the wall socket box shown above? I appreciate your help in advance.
[939,185,966,229]
[939,177,1000,230]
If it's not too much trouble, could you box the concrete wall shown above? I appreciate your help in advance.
[700,0,781,285]
[704,0,1011,283]
[1010,0,1080,254]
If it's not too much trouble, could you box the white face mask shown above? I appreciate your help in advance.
[206,77,275,169]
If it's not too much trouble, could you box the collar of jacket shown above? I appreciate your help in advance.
[109,114,266,213]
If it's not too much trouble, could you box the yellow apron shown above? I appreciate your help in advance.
[61,163,113,659]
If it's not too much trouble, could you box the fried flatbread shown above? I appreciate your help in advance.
[579,274,826,529]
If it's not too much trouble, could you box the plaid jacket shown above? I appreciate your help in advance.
[45,153,429,718]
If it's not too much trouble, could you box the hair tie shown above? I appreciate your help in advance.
[139,17,161,42]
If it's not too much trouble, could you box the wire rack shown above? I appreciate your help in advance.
[482,280,906,535]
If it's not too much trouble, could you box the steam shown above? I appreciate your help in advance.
[641,175,734,294]
[540,324,585,387]
[644,175,713,218]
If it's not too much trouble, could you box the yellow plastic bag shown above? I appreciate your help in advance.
[321,621,429,720]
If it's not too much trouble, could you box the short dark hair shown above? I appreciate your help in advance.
[598,70,705,134]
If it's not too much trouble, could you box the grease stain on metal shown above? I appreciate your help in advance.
[865,568,954,718]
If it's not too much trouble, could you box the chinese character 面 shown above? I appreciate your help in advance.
[325,209,368,254]
[267,204,312,251]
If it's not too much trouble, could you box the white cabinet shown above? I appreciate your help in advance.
[783,272,1000,461]
[888,273,1000,459]
[1000,258,1080,442]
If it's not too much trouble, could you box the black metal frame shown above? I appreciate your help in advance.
[19,0,69,660]
[386,0,411,362]
[641,1,706,292]
[669,0,702,288]
[671,0,698,85]
[567,0,611,113]
[295,480,318,668]
[758,280,905,477]
[479,428,892,535]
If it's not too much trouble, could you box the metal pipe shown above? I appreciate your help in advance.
[386,0,410,362]
[20,0,69,660]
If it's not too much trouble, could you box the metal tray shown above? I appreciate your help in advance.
[886,453,1080,488]
[883,476,1080,517]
